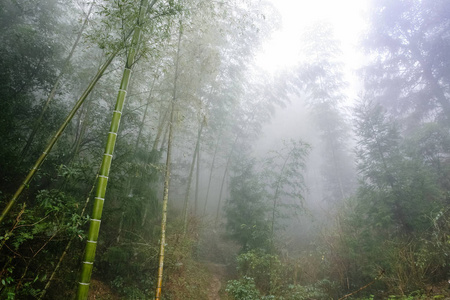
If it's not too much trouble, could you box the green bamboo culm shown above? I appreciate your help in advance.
[76,1,150,299]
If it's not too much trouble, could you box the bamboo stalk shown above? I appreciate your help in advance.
[155,19,182,300]
[215,134,239,227]
[158,119,171,152]
[71,92,94,160]
[76,1,152,298]
[135,76,157,149]
[203,137,220,215]
[152,104,170,151]
[155,100,174,300]
[183,121,204,233]
[194,136,200,215]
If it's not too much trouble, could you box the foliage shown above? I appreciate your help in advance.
[160,217,211,300]
[0,186,87,298]
[0,0,69,192]
[2,0,450,299]
[225,160,271,252]
[260,140,310,239]
[296,22,355,204]
[236,250,282,295]
[354,98,440,234]
[283,282,330,300]
[226,276,261,300]
[363,0,450,127]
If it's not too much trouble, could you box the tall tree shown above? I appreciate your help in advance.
[261,140,310,243]
[182,118,204,234]
[298,23,355,204]
[155,15,183,300]
[0,0,69,194]
[363,0,450,128]
[225,159,270,252]
[354,98,438,234]
[76,1,154,298]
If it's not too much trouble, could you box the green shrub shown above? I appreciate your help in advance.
[226,276,261,300]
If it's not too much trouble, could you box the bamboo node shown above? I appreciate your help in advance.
[99,175,108,179]
[87,240,97,244]
[118,89,128,93]
[95,197,105,201]
[113,110,122,114]
[82,261,94,265]
[79,282,90,286]
[108,131,117,136]
[90,219,101,223]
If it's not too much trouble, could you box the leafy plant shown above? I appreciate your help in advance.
[226,276,261,300]
[284,282,329,300]
[237,250,282,295]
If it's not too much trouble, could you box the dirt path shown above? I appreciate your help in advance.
[205,263,227,300]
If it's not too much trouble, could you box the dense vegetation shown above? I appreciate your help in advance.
[0,0,449,299]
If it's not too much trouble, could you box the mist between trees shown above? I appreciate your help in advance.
[0,0,450,299]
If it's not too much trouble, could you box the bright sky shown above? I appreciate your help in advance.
[257,0,370,85]
[253,1,371,155]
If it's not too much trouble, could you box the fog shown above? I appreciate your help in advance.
[1,0,449,299]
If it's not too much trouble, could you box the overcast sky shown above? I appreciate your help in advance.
[257,0,370,75]
[254,0,370,154]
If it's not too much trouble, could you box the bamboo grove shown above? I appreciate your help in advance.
[1,0,450,299]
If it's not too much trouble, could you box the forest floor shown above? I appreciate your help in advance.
[87,225,236,299]
[205,262,228,300]
[88,279,120,300]
[197,224,238,300]
[88,262,229,300]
